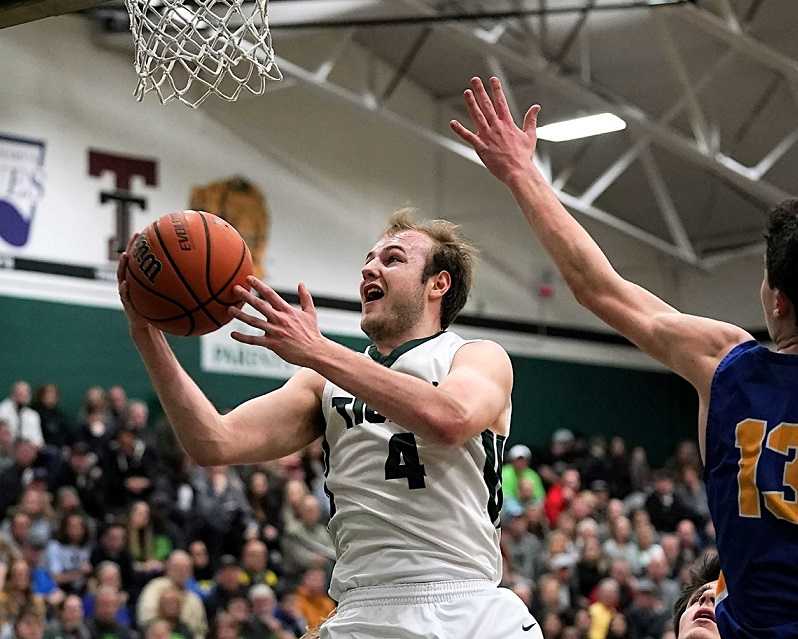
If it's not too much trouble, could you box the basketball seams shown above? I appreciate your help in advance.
[199,212,249,305]
[125,263,195,335]
[152,218,222,329]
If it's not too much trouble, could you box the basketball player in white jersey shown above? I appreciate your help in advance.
[117,211,542,638]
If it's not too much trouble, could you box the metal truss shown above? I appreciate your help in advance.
[78,0,798,269]
[387,0,796,269]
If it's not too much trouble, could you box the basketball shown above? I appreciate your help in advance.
[124,210,253,336]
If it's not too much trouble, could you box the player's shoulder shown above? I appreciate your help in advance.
[288,366,328,398]
[451,338,511,370]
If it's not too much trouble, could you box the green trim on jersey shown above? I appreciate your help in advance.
[481,430,506,528]
[367,330,447,367]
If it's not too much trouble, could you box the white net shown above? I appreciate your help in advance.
[124,0,282,108]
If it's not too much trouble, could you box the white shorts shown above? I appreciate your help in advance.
[320,580,543,639]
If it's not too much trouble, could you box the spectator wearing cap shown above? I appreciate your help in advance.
[626,578,668,639]
[0,439,40,520]
[550,553,579,614]
[137,551,207,638]
[281,495,334,579]
[46,513,92,595]
[204,555,248,622]
[500,504,542,582]
[55,443,105,520]
[293,568,334,631]
[86,586,133,639]
[102,425,159,512]
[538,429,578,486]
[0,382,43,448]
[501,445,545,507]
[588,578,619,639]
[43,594,90,639]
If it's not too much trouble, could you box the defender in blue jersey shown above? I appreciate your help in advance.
[452,76,798,638]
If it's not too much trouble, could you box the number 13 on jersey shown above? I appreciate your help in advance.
[736,418,798,523]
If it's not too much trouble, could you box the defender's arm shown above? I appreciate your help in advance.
[450,77,752,397]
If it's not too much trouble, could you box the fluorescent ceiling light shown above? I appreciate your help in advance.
[536,113,627,142]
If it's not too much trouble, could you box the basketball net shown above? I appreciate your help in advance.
[124,0,282,108]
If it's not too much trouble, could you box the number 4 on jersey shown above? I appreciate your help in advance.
[385,433,426,489]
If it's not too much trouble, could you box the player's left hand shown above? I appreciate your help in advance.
[450,76,541,185]
[229,277,324,368]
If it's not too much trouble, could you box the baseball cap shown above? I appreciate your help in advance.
[552,429,575,444]
[636,578,659,594]
[218,555,239,570]
[550,554,576,571]
[508,444,531,461]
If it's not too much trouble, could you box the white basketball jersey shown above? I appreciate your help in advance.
[321,331,509,600]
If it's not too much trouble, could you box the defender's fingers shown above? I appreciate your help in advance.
[449,120,482,148]
[470,77,498,124]
[489,76,514,122]
[464,89,489,132]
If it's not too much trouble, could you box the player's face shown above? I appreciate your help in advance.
[761,269,777,338]
[678,580,719,639]
[360,231,435,343]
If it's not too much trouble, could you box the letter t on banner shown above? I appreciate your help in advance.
[88,151,158,261]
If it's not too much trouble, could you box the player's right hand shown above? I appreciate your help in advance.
[117,234,157,336]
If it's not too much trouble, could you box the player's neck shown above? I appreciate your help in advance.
[372,318,444,356]
[775,333,798,355]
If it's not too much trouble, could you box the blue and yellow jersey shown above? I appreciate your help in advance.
[706,340,798,638]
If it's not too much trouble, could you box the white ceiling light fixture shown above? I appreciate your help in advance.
[536,113,627,142]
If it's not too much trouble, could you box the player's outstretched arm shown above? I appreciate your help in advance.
[450,77,752,397]
[117,253,324,466]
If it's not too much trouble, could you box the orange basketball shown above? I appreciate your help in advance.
[124,210,253,336]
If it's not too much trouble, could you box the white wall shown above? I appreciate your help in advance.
[0,14,767,347]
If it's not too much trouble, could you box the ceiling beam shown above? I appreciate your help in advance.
[398,0,791,208]
[670,4,798,85]
[272,53,700,266]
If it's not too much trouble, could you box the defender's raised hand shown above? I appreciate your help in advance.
[450,76,541,185]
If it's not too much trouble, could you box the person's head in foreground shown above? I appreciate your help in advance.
[360,210,477,347]
[763,198,798,346]
[673,553,721,639]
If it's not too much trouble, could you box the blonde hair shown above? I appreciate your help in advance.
[384,208,478,329]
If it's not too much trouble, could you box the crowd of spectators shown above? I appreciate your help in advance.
[500,431,714,639]
[0,379,714,639]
